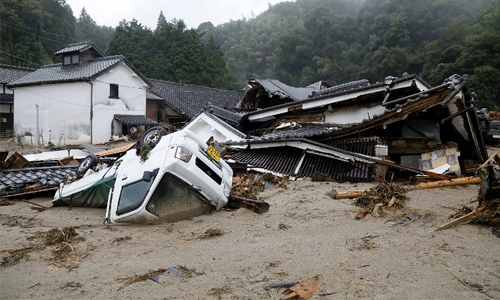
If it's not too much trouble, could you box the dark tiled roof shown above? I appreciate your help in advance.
[0,166,77,195]
[311,79,370,97]
[0,64,36,84]
[253,125,337,141]
[8,55,125,87]
[114,114,158,126]
[54,41,105,56]
[149,78,244,119]
[251,79,320,100]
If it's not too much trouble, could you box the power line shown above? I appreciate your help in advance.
[0,50,42,68]
[0,20,78,44]
[0,21,69,46]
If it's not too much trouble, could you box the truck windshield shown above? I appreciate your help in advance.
[117,179,155,215]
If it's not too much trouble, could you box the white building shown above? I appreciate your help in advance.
[8,41,153,145]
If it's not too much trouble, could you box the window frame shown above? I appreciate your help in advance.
[63,53,80,66]
[109,83,119,99]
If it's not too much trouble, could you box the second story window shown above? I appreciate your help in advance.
[110,84,119,99]
[63,54,80,65]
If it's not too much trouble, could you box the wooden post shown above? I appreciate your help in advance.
[417,176,482,189]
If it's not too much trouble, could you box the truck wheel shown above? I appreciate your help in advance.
[77,154,98,175]
[139,126,167,148]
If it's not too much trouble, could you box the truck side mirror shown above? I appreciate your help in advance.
[143,168,159,182]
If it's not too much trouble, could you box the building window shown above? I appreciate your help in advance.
[110,84,119,99]
[63,54,80,65]
[63,56,71,65]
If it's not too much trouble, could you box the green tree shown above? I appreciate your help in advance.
[107,19,154,73]
[76,7,114,53]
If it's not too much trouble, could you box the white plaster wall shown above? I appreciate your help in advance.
[13,83,91,146]
[91,63,147,144]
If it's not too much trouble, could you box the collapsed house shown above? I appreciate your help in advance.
[221,74,489,182]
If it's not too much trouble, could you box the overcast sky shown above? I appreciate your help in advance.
[65,0,292,29]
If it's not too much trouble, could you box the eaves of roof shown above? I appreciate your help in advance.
[54,41,105,57]
[7,56,151,88]
[8,55,125,87]
[0,64,36,84]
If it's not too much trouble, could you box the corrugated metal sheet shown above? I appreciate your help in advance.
[297,153,372,182]
[231,147,303,175]
[323,137,380,156]
[230,146,373,182]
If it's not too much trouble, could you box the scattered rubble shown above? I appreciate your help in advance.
[1,227,86,269]
[1,73,499,229]
[436,151,500,230]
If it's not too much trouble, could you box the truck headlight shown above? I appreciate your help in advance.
[174,146,193,163]
[223,182,231,197]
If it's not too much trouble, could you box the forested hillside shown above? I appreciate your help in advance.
[0,0,498,108]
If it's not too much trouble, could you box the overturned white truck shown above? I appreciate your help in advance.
[53,126,234,224]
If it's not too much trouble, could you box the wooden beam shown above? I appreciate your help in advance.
[417,176,482,189]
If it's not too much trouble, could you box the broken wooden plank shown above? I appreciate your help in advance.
[227,196,270,214]
[434,207,485,231]
[477,150,500,170]
[281,274,322,300]
[95,142,136,158]
[333,190,365,199]
[416,176,482,189]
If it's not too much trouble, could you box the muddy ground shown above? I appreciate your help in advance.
[0,139,499,299]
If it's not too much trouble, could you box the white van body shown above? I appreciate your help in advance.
[106,129,233,223]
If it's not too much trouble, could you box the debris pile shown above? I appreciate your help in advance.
[436,151,500,230]
[231,173,289,200]
[354,181,408,210]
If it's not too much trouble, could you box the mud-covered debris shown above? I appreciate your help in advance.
[353,181,407,219]
[60,282,82,289]
[1,247,39,267]
[199,228,224,239]
[208,286,233,298]
[39,227,81,246]
[0,198,14,206]
[112,236,132,246]
[231,173,289,200]
[116,268,167,291]
[439,160,500,230]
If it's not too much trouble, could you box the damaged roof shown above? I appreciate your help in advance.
[149,78,244,119]
[243,74,432,124]
[114,114,158,126]
[0,166,77,196]
[201,105,246,126]
[248,79,324,101]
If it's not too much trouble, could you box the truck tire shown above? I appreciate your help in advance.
[77,154,98,175]
[139,126,168,148]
